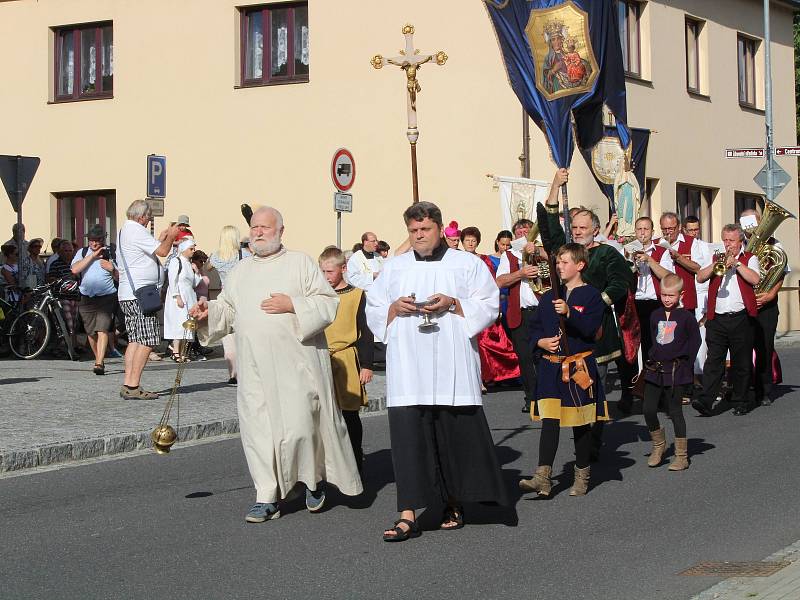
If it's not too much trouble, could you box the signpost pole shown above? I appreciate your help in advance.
[337,210,342,249]
[15,156,26,289]
[764,0,775,201]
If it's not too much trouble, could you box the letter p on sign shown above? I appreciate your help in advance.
[147,155,166,198]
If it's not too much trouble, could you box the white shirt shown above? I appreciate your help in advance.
[713,249,760,315]
[365,248,498,407]
[346,249,384,291]
[116,220,162,302]
[661,233,711,272]
[635,242,674,301]
[496,249,539,308]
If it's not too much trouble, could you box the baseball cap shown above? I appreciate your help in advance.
[176,215,191,226]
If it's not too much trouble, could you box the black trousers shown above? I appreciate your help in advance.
[618,299,661,400]
[509,307,538,403]
[342,410,363,467]
[643,382,687,438]
[538,419,593,469]
[700,311,755,409]
[754,301,779,401]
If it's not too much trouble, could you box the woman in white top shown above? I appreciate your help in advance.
[164,237,201,362]
[207,225,249,383]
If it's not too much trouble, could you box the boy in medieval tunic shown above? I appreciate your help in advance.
[519,243,608,498]
[319,247,374,475]
[641,274,701,471]
[366,201,507,542]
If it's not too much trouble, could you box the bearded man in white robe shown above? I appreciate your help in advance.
[366,201,508,543]
[191,206,362,523]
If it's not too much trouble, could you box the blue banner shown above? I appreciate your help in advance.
[484,0,630,168]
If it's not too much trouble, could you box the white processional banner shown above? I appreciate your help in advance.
[493,176,551,232]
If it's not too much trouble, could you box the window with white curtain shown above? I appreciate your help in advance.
[241,3,309,86]
[54,22,113,101]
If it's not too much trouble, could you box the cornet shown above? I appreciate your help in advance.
[712,250,730,277]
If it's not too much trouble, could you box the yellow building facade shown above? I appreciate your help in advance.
[1,0,798,329]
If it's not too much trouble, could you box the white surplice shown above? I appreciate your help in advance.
[197,248,363,503]
[366,248,499,407]
[346,249,384,291]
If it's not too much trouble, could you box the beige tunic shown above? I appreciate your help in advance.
[197,248,363,503]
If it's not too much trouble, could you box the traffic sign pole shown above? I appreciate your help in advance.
[764,0,776,201]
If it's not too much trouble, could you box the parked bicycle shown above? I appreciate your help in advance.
[7,277,78,360]
[0,295,21,357]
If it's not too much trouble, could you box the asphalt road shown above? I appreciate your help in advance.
[2,348,800,600]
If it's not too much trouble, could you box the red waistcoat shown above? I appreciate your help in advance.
[706,251,758,320]
[655,236,697,310]
[505,250,522,329]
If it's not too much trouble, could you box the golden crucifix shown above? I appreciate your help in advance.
[371,24,447,203]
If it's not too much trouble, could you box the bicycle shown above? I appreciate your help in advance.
[0,295,22,357]
[8,278,78,360]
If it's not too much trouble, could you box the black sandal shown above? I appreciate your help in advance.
[440,505,465,531]
[383,518,421,542]
[93,363,105,375]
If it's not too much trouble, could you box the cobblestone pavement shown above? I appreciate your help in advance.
[0,351,386,472]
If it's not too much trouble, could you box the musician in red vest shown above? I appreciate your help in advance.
[496,218,540,413]
[692,224,760,417]
[655,212,711,314]
[618,217,675,396]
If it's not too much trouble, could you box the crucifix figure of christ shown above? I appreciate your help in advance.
[371,24,447,203]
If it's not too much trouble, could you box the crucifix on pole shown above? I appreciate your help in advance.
[371,24,447,204]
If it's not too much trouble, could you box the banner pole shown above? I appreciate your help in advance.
[561,182,572,243]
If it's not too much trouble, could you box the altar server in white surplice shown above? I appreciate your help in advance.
[346,231,384,291]
[191,207,362,524]
[366,201,508,543]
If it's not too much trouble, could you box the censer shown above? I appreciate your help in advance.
[151,316,197,454]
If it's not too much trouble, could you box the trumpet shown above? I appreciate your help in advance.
[712,250,730,277]
[520,223,552,294]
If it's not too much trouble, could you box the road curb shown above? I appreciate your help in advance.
[0,396,387,474]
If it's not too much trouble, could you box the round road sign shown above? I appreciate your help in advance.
[331,148,356,192]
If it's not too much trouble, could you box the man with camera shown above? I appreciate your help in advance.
[71,225,119,376]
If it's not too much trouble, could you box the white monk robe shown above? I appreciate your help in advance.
[197,248,363,503]
[346,250,384,291]
[366,244,508,510]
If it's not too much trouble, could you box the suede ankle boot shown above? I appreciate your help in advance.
[519,465,552,496]
[648,428,667,467]
[569,465,590,496]
[669,438,689,471]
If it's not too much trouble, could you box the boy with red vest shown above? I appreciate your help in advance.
[692,224,760,417]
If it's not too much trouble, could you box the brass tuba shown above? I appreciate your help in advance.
[521,222,551,294]
[744,200,796,293]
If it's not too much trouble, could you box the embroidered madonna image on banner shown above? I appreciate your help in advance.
[525,1,599,101]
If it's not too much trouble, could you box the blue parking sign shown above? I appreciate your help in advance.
[147,155,166,198]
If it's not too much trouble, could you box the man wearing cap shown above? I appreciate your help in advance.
[72,225,119,375]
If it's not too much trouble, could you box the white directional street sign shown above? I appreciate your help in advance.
[754,161,791,199]
[726,148,764,158]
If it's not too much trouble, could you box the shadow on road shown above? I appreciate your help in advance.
[0,377,50,385]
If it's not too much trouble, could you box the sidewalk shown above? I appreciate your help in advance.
[693,540,800,600]
[0,352,386,473]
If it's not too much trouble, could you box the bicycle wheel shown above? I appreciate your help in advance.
[52,304,77,361]
[9,309,51,359]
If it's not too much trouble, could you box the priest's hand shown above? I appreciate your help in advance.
[391,296,418,316]
[190,299,209,321]
[359,368,373,384]
[261,293,295,314]
[537,334,561,353]
[424,293,455,314]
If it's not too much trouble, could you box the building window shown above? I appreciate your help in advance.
[56,192,116,246]
[617,0,641,76]
[737,35,757,107]
[240,3,309,86]
[54,22,113,102]
[685,18,702,93]
[734,191,765,221]
[676,184,713,241]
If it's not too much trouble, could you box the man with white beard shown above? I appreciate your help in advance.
[191,206,362,522]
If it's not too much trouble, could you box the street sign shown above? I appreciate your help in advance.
[147,154,166,198]
[726,148,764,158]
[334,192,353,213]
[754,161,792,199]
[0,155,41,212]
[775,146,800,156]
[331,148,355,192]
[147,198,165,217]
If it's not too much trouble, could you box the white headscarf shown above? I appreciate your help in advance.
[178,237,196,253]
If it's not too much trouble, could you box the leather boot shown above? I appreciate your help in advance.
[519,465,552,496]
[669,438,689,471]
[569,465,590,496]
[648,428,667,468]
